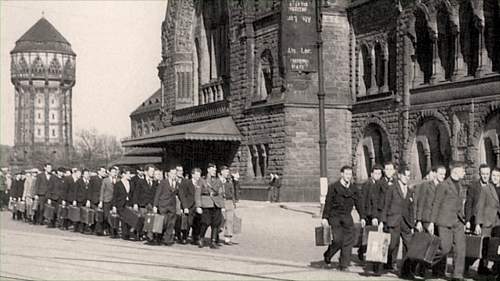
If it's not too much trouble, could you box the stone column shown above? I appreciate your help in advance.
[368,45,378,95]
[380,43,390,93]
[475,21,493,77]
[451,24,466,80]
[430,28,445,84]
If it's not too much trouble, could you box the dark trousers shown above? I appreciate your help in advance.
[191,212,202,242]
[35,195,46,224]
[176,211,195,241]
[158,211,177,243]
[387,221,413,268]
[435,223,466,279]
[47,200,59,227]
[324,215,355,268]
[200,207,223,242]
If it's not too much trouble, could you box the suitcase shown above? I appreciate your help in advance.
[68,205,80,222]
[80,207,95,225]
[95,209,104,223]
[487,237,500,261]
[152,214,164,234]
[407,232,441,264]
[57,205,68,220]
[15,201,26,213]
[120,207,144,229]
[233,213,242,234]
[366,231,391,263]
[465,235,485,259]
[362,226,379,246]
[43,204,55,220]
[26,199,34,217]
[315,225,333,246]
[32,198,39,211]
[8,200,15,212]
[108,212,120,229]
[180,213,189,231]
[143,213,156,232]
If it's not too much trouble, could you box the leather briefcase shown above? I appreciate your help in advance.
[80,207,95,225]
[362,225,379,246]
[366,231,391,263]
[68,205,80,222]
[487,237,500,261]
[16,201,26,213]
[143,213,155,232]
[120,207,144,229]
[466,235,486,259]
[407,232,441,264]
[315,225,333,246]
[57,205,68,219]
[152,214,164,233]
[108,212,120,229]
[43,203,55,220]
[95,209,104,223]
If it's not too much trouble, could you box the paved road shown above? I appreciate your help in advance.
[0,202,406,280]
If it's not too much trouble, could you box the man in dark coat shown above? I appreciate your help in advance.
[153,166,179,245]
[428,161,467,280]
[89,167,106,234]
[132,164,157,240]
[178,167,198,244]
[46,168,65,228]
[112,169,135,240]
[32,163,52,225]
[464,164,492,274]
[322,165,365,271]
[380,165,415,276]
[64,169,81,231]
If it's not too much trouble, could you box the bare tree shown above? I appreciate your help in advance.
[73,128,123,168]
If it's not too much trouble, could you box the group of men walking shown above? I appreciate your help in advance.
[5,162,240,249]
[322,161,500,280]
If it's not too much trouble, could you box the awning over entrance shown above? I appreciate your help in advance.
[122,116,242,147]
[110,156,162,166]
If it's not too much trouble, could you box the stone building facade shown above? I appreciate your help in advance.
[10,17,76,165]
[124,0,500,201]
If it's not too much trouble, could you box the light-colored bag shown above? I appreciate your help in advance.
[365,230,391,263]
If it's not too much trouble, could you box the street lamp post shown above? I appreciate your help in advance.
[316,0,328,217]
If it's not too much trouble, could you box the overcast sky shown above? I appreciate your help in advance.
[0,0,168,146]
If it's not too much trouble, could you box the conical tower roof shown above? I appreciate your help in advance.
[11,17,75,55]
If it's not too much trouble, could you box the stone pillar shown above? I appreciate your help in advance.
[475,21,493,77]
[368,45,378,95]
[451,25,466,80]
[430,29,445,84]
[380,43,390,93]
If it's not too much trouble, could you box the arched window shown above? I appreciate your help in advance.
[360,44,371,93]
[415,8,433,84]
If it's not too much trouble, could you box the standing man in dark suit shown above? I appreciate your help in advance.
[322,165,365,271]
[358,164,383,260]
[475,166,500,276]
[428,161,467,280]
[380,165,415,276]
[371,162,396,230]
[112,169,134,240]
[415,165,447,277]
[64,168,82,232]
[178,167,198,244]
[133,164,157,240]
[46,168,65,228]
[99,166,117,236]
[174,165,187,243]
[89,167,105,235]
[75,169,92,233]
[153,166,179,246]
[32,163,52,225]
[464,164,491,274]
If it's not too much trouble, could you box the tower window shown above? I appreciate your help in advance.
[51,99,55,105]
[37,129,41,136]
[37,113,41,119]
[38,98,41,104]
[51,113,55,120]
[52,129,55,137]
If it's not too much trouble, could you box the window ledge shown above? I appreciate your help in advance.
[355,91,394,104]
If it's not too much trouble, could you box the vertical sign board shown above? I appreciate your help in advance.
[282,0,318,73]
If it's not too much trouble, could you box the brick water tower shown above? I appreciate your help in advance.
[10,17,76,165]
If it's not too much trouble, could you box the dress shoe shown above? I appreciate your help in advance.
[323,254,331,266]
[209,242,219,249]
[198,240,204,248]
[163,241,174,246]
